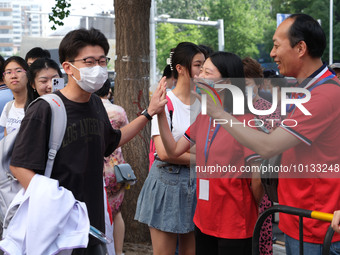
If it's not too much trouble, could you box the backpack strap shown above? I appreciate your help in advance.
[29,94,67,178]
[5,101,14,117]
[166,95,174,132]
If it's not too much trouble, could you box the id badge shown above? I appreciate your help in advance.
[199,179,209,201]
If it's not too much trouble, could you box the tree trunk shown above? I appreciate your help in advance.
[114,0,151,243]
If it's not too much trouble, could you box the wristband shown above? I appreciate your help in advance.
[141,109,152,121]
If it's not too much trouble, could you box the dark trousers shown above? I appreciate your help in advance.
[72,243,108,255]
[195,226,252,255]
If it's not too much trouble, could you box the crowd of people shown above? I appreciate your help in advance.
[0,12,340,255]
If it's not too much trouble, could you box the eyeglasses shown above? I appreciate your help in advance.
[69,57,110,67]
[3,68,26,77]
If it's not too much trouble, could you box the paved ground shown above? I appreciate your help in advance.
[122,222,286,255]
[123,242,153,255]
[273,220,286,255]
[123,242,286,255]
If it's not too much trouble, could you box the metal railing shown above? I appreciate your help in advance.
[252,205,334,255]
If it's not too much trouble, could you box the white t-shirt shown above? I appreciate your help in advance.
[151,90,200,142]
[0,100,25,135]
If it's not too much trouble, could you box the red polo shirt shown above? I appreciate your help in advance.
[185,113,260,239]
[279,67,340,243]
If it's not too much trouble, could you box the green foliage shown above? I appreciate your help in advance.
[207,0,274,59]
[155,0,275,70]
[156,23,205,70]
[49,0,71,30]
[156,0,208,19]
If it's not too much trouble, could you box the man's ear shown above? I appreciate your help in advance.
[62,62,73,76]
[296,41,307,57]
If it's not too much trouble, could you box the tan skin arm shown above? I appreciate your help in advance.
[332,211,340,234]
[156,82,264,204]
[158,109,191,158]
[194,84,301,159]
[118,78,168,147]
[250,161,264,205]
[10,166,35,190]
[10,79,169,190]
[153,135,191,165]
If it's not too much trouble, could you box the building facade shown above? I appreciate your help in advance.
[0,0,42,56]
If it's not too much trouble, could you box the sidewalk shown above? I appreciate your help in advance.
[273,220,286,255]
[122,223,286,255]
[124,242,152,255]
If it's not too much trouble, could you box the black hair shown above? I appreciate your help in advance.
[94,79,111,97]
[199,44,214,58]
[170,42,203,79]
[263,69,277,78]
[0,55,5,82]
[208,51,249,114]
[4,56,29,74]
[25,58,62,111]
[162,65,172,79]
[25,47,51,62]
[59,28,109,64]
[288,14,326,58]
[268,74,288,88]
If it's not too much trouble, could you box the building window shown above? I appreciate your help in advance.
[0,12,11,17]
[0,21,11,26]
[0,38,12,43]
[0,29,10,34]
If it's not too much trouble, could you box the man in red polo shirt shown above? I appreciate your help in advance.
[198,14,340,254]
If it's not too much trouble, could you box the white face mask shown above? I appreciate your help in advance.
[70,63,108,93]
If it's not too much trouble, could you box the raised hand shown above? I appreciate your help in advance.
[331,210,340,234]
[148,76,168,116]
[192,81,224,119]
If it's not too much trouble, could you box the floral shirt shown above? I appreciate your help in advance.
[253,97,282,131]
[101,98,129,216]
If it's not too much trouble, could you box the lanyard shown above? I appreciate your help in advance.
[286,74,335,113]
[204,118,220,165]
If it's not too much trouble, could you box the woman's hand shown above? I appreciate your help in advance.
[148,76,168,116]
[331,210,340,233]
[192,81,224,120]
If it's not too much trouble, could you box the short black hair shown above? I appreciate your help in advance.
[94,79,111,97]
[25,47,51,62]
[288,14,326,58]
[59,28,109,64]
[170,42,203,79]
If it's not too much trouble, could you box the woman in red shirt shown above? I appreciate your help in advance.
[158,51,263,255]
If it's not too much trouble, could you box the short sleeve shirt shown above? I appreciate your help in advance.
[0,101,25,135]
[278,66,340,243]
[185,113,260,239]
[11,91,121,244]
[151,90,200,142]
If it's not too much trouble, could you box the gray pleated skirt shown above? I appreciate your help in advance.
[134,159,196,233]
